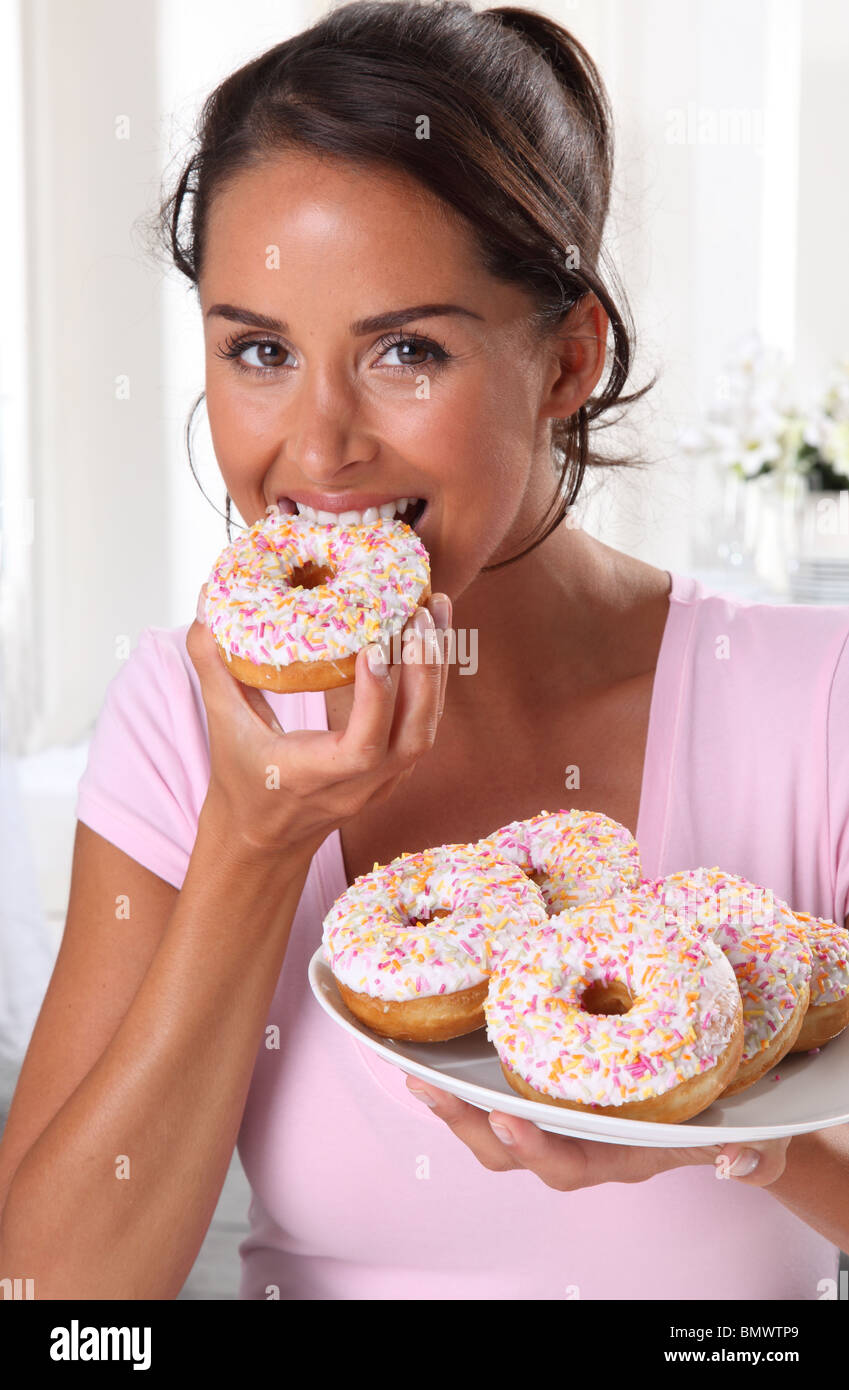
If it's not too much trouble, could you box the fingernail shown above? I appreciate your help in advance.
[196,586,206,624]
[428,593,451,631]
[489,1119,516,1146]
[366,642,388,678]
[414,605,434,636]
[728,1148,760,1177]
[408,1085,438,1109]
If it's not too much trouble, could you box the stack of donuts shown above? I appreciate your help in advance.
[321,810,849,1124]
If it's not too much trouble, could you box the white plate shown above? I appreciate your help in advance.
[309,950,849,1147]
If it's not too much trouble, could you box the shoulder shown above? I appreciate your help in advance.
[78,625,207,811]
[128,622,198,691]
[75,624,207,890]
[668,573,849,684]
[660,576,849,926]
[94,623,205,744]
[101,622,315,741]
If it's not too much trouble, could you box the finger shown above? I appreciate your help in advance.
[187,586,286,735]
[426,593,452,723]
[337,640,399,771]
[709,1139,790,1187]
[484,1110,596,1189]
[405,1079,524,1173]
[407,1080,666,1188]
[389,605,444,762]
[485,1112,689,1189]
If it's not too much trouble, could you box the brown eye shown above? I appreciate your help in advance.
[215,333,291,374]
[376,332,451,374]
[238,341,288,369]
[383,340,430,367]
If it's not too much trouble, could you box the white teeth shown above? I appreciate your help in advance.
[293,497,421,525]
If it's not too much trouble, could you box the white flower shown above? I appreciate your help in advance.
[781,414,807,455]
[821,419,849,480]
[822,359,849,423]
[678,424,711,454]
[676,334,814,478]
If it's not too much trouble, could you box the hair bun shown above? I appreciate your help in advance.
[485,5,560,60]
[484,5,611,148]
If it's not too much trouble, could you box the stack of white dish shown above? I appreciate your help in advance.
[788,556,849,605]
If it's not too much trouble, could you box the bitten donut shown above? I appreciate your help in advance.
[322,842,548,1042]
[205,508,431,692]
[484,891,743,1122]
[478,809,643,914]
[653,867,811,1095]
[787,911,849,1052]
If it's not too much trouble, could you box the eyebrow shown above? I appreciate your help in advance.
[205,302,485,335]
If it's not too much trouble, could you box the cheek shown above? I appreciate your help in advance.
[402,364,533,490]
[205,369,281,471]
[443,356,537,462]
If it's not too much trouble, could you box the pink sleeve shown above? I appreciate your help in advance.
[74,627,208,890]
[827,621,849,929]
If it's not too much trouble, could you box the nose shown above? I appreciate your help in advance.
[284,368,375,485]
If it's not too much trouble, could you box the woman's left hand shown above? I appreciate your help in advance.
[405,1077,791,1188]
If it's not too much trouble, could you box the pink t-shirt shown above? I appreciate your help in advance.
[74,570,849,1299]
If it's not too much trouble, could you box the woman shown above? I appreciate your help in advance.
[0,0,847,1300]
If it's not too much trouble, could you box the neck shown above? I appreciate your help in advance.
[324,520,671,731]
[445,522,649,709]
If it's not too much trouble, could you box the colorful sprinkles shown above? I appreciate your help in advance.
[652,867,812,1067]
[483,891,741,1107]
[478,809,643,914]
[319,808,847,1107]
[205,510,430,667]
[791,910,849,1005]
[322,841,549,1002]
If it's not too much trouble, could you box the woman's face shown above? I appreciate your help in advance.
[199,151,574,599]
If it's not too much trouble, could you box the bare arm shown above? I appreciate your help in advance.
[0,807,311,1300]
[753,912,849,1250]
[764,1124,849,1252]
[0,597,449,1300]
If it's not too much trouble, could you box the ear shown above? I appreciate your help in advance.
[538,292,609,422]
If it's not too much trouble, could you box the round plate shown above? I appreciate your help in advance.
[309,949,849,1147]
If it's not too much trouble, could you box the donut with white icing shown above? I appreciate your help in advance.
[205,509,431,692]
[484,890,743,1121]
[478,808,642,914]
[322,842,549,1041]
[653,867,811,1095]
[787,911,849,1052]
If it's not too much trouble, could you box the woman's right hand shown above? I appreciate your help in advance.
[186,586,452,864]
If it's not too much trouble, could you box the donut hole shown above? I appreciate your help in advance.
[289,561,334,590]
[581,981,633,1016]
[406,907,452,929]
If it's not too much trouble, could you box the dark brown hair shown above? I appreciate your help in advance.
[150,0,656,567]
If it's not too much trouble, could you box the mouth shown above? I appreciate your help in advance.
[274,495,428,533]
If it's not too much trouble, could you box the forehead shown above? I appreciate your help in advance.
[200,150,487,300]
